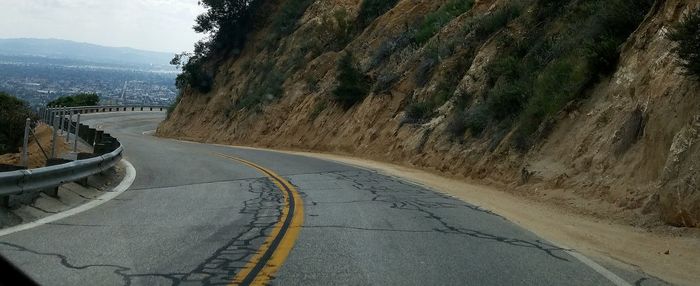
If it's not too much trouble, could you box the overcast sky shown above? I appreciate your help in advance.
[0,0,205,53]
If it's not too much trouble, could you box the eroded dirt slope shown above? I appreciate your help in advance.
[159,0,700,228]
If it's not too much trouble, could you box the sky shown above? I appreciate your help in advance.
[0,0,206,53]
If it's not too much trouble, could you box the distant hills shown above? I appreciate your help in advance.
[0,38,174,67]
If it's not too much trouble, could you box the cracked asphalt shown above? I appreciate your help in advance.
[0,112,665,285]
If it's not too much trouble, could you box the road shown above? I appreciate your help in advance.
[0,112,655,285]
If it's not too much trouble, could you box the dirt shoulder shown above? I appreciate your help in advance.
[214,144,699,286]
[0,124,71,168]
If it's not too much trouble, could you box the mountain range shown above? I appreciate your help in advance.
[0,38,174,67]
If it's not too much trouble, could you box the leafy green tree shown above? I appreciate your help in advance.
[173,0,264,93]
[0,92,35,155]
[668,8,700,78]
[47,93,100,107]
[332,52,370,108]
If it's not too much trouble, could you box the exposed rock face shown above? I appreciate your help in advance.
[659,117,700,227]
[159,0,700,227]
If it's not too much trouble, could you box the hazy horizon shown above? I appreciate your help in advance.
[0,0,205,53]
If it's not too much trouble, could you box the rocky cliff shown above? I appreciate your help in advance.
[158,0,700,227]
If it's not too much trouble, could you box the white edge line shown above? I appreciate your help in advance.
[564,248,633,286]
[172,139,633,286]
[0,159,136,237]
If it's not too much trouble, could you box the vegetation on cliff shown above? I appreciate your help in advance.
[163,0,700,228]
[669,7,700,78]
[0,92,35,155]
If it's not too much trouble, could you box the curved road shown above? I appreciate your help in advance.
[0,112,657,285]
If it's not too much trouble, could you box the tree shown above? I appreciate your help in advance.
[173,0,264,93]
[332,52,370,108]
[0,92,35,155]
[668,8,700,78]
[47,93,100,107]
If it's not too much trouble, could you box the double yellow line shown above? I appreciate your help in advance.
[215,152,304,286]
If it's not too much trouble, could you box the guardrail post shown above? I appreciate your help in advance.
[73,114,81,152]
[86,128,96,146]
[51,115,59,158]
[94,130,103,147]
[21,118,30,167]
[66,111,73,143]
[58,107,65,135]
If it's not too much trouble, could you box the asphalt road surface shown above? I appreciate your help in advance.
[0,112,664,285]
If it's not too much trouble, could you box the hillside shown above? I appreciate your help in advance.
[158,0,700,229]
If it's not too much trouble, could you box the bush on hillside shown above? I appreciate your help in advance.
[471,2,524,40]
[332,53,370,108]
[266,0,315,48]
[414,0,475,44]
[0,92,35,155]
[668,8,700,78]
[404,101,434,123]
[47,93,99,107]
[357,0,400,29]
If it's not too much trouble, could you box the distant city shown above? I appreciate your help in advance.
[0,38,179,108]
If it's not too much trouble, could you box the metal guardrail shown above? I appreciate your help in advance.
[0,105,154,200]
[0,146,122,196]
[40,105,167,122]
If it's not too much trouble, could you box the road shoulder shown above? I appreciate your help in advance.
[0,160,135,236]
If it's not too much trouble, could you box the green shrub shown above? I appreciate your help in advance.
[464,104,489,137]
[47,93,100,107]
[332,52,370,108]
[404,101,434,123]
[518,57,588,137]
[668,8,700,78]
[272,0,315,36]
[487,79,529,121]
[0,92,35,154]
[475,0,654,151]
[357,0,400,28]
[414,0,475,44]
[583,0,655,75]
[472,2,524,40]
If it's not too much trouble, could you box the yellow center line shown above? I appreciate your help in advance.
[213,152,304,286]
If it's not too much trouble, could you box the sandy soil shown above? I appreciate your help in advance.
[0,124,73,168]
[212,144,700,286]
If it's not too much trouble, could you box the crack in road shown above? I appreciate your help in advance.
[0,177,283,286]
[1,169,600,285]
[302,170,571,261]
[180,178,283,285]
